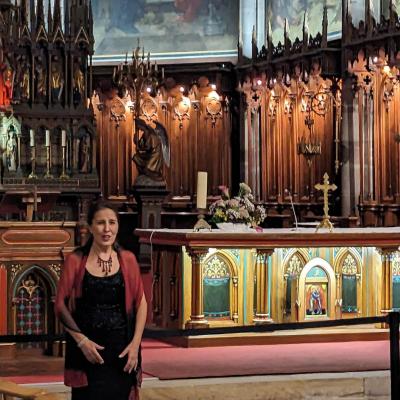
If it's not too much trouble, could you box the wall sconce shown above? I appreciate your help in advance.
[297,109,322,165]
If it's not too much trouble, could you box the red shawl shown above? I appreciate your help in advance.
[55,249,144,390]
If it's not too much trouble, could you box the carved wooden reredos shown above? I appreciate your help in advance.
[0,0,97,192]
[235,1,400,226]
[93,74,233,199]
[2,0,400,228]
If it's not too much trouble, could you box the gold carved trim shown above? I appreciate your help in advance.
[10,264,24,282]
[342,254,357,275]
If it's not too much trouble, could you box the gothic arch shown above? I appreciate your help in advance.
[298,257,336,321]
[282,250,307,322]
[202,250,240,325]
[281,248,310,267]
[334,248,362,275]
[11,265,57,344]
[334,249,362,317]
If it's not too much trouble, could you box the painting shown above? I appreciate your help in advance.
[267,0,342,43]
[91,0,239,62]
[305,283,327,317]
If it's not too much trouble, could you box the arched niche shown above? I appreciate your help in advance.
[298,257,336,321]
[202,251,240,326]
[334,249,362,318]
[282,251,308,322]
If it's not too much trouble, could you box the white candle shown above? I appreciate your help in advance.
[29,129,35,147]
[196,171,208,209]
[45,130,50,147]
[61,130,66,147]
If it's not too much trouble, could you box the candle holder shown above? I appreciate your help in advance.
[44,144,53,179]
[28,145,38,179]
[193,209,211,232]
[59,145,69,179]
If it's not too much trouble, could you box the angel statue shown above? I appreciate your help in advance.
[132,118,170,185]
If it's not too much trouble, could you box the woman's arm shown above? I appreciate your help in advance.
[131,294,147,349]
[119,294,147,373]
[55,254,104,364]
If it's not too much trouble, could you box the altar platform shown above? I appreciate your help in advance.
[135,228,400,341]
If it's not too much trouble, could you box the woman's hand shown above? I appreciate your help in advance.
[119,342,139,374]
[79,338,105,364]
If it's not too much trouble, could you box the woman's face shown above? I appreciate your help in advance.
[90,208,119,248]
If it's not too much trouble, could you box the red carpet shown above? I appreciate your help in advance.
[2,339,391,383]
[142,339,390,380]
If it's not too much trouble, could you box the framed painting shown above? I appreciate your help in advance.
[92,0,239,64]
[305,283,328,317]
[266,0,342,43]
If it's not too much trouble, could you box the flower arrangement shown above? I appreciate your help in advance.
[209,183,266,227]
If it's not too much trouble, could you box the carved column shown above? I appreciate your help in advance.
[335,272,342,319]
[169,252,180,320]
[186,248,209,328]
[0,264,7,334]
[253,249,274,323]
[152,250,162,323]
[380,248,398,315]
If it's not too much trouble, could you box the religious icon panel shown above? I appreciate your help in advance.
[305,283,327,317]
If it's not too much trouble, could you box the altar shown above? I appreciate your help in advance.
[136,228,400,338]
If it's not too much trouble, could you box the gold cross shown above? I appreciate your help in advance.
[314,173,337,232]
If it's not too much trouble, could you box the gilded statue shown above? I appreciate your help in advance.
[0,62,13,106]
[51,57,64,102]
[14,55,30,102]
[35,56,47,98]
[132,118,170,182]
[73,63,84,104]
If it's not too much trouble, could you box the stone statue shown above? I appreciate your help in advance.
[51,57,64,103]
[132,118,170,184]
[5,126,17,172]
[78,134,90,173]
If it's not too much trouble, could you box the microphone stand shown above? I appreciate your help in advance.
[285,189,298,231]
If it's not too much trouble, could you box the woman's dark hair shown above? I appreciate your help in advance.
[86,200,119,226]
[77,200,120,255]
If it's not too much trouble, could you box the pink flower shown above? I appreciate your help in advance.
[218,185,230,199]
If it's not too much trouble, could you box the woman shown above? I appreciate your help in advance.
[55,201,147,400]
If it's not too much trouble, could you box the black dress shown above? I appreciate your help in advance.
[71,269,132,400]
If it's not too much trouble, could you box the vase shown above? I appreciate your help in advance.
[216,222,252,232]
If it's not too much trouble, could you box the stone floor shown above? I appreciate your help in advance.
[22,371,391,400]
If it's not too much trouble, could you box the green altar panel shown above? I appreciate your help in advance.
[342,274,357,313]
[204,277,230,318]
[393,276,400,310]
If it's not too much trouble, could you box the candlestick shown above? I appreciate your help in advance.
[28,145,37,179]
[194,171,211,231]
[196,171,207,209]
[61,130,66,147]
[44,144,53,179]
[60,146,69,179]
[45,129,50,147]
